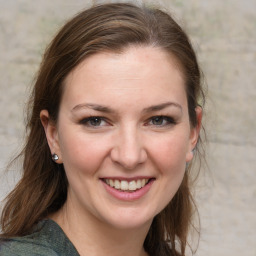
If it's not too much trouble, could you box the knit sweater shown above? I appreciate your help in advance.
[0,219,79,256]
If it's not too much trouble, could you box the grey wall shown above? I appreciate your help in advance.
[0,1,255,255]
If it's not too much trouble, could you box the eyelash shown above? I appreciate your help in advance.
[79,116,108,127]
[146,116,176,127]
[79,115,176,128]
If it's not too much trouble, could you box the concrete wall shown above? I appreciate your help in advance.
[0,1,255,255]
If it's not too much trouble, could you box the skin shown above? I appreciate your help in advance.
[40,46,202,256]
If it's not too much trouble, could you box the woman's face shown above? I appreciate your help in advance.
[43,46,200,230]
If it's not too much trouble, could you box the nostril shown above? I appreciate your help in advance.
[110,146,147,170]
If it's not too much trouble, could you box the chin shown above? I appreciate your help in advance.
[99,206,159,231]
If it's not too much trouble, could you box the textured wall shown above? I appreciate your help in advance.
[0,1,255,255]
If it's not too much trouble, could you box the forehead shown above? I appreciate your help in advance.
[62,46,187,110]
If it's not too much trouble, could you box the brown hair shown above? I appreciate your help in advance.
[1,3,205,256]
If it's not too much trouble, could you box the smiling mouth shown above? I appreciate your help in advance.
[102,178,154,192]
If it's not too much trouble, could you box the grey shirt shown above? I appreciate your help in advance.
[0,219,79,256]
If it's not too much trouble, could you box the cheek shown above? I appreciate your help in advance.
[149,133,189,173]
[58,131,111,176]
[147,134,188,215]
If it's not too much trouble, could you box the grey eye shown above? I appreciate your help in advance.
[148,116,176,126]
[151,116,165,125]
[88,117,102,126]
[80,116,105,127]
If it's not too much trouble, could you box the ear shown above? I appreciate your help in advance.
[186,106,202,162]
[40,110,62,163]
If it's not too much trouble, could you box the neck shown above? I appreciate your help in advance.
[50,201,151,256]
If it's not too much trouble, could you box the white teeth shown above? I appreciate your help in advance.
[128,181,137,191]
[120,180,129,190]
[109,179,114,187]
[104,178,151,191]
[136,179,142,189]
[114,180,120,189]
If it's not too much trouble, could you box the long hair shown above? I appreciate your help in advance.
[0,3,205,256]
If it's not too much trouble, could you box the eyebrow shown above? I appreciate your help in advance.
[71,101,182,113]
[142,102,182,113]
[72,103,114,113]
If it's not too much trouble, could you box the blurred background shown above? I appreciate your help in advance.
[0,0,255,255]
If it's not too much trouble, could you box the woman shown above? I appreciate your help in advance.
[0,2,205,256]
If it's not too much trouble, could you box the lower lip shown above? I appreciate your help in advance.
[101,179,154,201]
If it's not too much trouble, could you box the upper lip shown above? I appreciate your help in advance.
[100,176,155,181]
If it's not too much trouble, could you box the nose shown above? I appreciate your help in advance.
[110,126,147,170]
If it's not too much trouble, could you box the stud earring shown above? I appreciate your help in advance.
[52,153,59,162]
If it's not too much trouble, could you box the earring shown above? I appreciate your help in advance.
[52,153,59,162]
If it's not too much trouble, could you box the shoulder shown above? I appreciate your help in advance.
[0,239,58,256]
[0,219,79,256]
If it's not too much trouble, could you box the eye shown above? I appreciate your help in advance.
[147,116,176,126]
[80,116,108,127]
